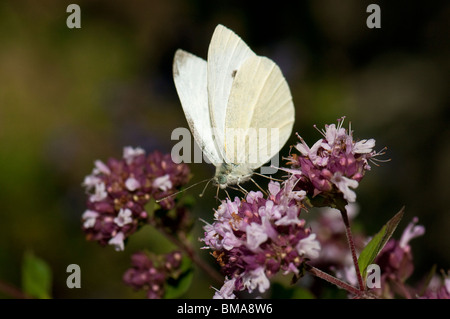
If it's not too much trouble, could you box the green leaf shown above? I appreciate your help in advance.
[164,257,193,299]
[21,251,52,299]
[358,207,405,281]
[144,199,157,219]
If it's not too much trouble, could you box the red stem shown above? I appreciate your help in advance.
[0,280,28,299]
[305,264,361,295]
[340,208,365,291]
[153,222,224,285]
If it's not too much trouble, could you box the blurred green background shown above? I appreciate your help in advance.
[0,0,448,298]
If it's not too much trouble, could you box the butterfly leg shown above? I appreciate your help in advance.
[236,183,248,195]
[226,185,247,195]
[223,188,231,201]
[250,177,268,196]
[253,171,283,182]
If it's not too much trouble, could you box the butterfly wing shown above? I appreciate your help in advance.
[224,55,295,168]
[207,24,256,161]
[173,49,223,165]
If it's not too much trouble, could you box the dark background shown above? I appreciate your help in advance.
[0,0,448,298]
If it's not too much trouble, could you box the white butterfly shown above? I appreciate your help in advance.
[173,24,295,190]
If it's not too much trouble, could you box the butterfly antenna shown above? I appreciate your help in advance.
[250,177,268,196]
[155,178,211,203]
[199,178,214,198]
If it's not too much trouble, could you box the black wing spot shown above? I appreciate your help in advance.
[231,70,237,78]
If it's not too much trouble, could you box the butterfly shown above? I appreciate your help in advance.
[173,24,295,193]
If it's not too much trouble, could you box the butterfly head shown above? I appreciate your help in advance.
[214,163,253,189]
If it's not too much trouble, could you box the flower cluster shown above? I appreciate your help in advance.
[420,271,450,299]
[81,146,190,251]
[123,250,183,299]
[372,217,425,298]
[288,117,380,203]
[75,119,449,300]
[311,212,426,298]
[202,179,321,298]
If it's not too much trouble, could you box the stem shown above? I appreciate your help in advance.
[305,264,379,299]
[305,264,360,296]
[153,223,223,285]
[340,207,365,291]
[0,280,28,299]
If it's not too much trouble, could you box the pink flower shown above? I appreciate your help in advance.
[297,233,321,259]
[213,278,237,299]
[123,251,183,299]
[201,179,320,296]
[108,232,125,251]
[330,172,359,202]
[288,117,382,204]
[81,147,190,250]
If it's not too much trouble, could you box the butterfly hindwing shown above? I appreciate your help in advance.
[225,55,295,168]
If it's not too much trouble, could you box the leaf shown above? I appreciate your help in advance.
[144,199,157,219]
[358,207,405,281]
[164,257,193,299]
[21,251,52,299]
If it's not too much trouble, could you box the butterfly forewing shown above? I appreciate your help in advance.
[173,49,223,165]
[207,24,256,161]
